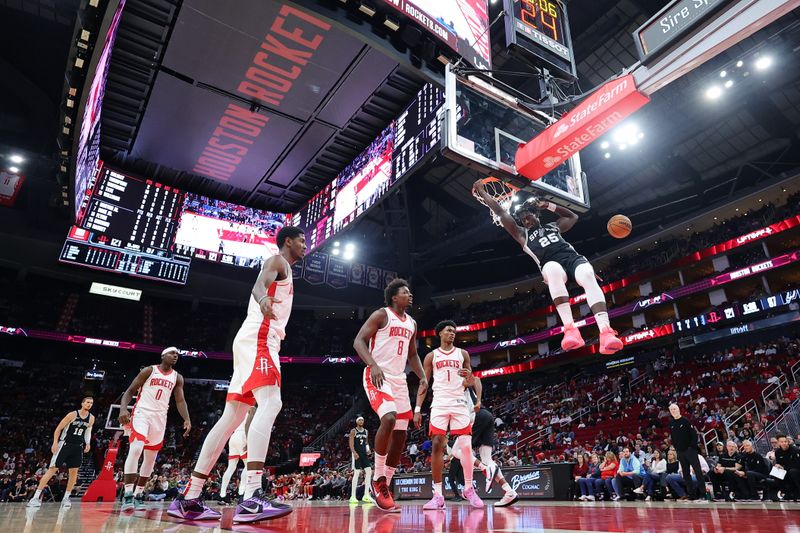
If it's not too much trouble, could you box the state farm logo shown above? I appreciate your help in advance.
[736,226,774,244]
[542,156,562,169]
[510,470,541,491]
[553,123,570,138]
[623,329,655,343]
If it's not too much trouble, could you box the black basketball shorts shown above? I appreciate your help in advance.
[51,442,83,469]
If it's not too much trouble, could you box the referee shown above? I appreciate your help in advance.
[669,403,707,500]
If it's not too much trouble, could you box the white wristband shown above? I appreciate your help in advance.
[414,406,421,413]
[258,295,269,304]
[546,202,557,212]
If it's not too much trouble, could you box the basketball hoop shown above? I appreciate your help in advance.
[472,176,520,227]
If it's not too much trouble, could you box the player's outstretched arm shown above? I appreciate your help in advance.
[353,309,389,387]
[253,255,287,320]
[538,200,579,233]
[473,179,525,244]
[119,366,154,425]
[174,374,192,437]
[413,352,434,429]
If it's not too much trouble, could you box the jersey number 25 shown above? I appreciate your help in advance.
[538,234,559,248]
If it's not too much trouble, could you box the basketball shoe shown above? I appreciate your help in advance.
[422,493,445,510]
[370,478,396,512]
[167,496,222,520]
[233,489,292,523]
[495,489,519,507]
[561,324,585,351]
[599,327,623,354]
[463,487,484,508]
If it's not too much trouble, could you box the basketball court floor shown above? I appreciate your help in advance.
[3,500,800,532]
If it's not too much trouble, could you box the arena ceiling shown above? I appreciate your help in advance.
[3,1,800,295]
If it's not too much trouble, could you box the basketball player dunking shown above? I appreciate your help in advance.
[170,226,305,523]
[414,320,483,509]
[27,397,95,508]
[219,406,256,504]
[118,347,191,511]
[473,180,623,355]
[354,278,428,512]
[348,416,375,504]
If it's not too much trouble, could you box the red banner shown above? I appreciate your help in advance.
[515,75,650,181]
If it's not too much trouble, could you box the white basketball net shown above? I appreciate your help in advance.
[473,178,519,227]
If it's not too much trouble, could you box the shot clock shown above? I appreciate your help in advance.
[503,0,577,79]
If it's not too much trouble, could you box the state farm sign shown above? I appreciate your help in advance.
[515,74,650,181]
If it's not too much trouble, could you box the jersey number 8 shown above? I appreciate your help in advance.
[396,341,404,356]
[538,234,559,248]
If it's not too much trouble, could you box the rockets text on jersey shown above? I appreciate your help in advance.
[431,347,467,408]
[369,307,416,377]
[522,222,578,266]
[134,365,177,414]
[241,257,294,340]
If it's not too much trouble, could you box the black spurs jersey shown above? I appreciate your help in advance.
[353,428,368,455]
[522,222,579,267]
[61,411,91,446]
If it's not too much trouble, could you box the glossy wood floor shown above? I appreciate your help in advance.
[3,500,800,532]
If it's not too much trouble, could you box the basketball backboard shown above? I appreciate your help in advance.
[442,65,590,212]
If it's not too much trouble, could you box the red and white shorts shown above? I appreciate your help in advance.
[227,322,282,405]
[228,430,247,461]
[429,403,472,436]
[363,368,412,430]
[127,409,167,451]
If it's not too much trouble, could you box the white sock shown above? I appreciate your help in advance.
[124,483,134,494]
[385,466,396,485]
[33,489,42,499]
[244,469,263,499]
[374,453,387,480]
[556,303,574,326]
[62,492,70,500]
[502,481,512,492]
[479,445,494,468]
[595,311,610,330]
[184,475,206,500]
[134,484,145,496]
[364,467,373,491]
[434,482,443,496]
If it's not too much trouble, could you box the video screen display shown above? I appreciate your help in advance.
[293,125,394,252]
[381,0,491,69]
[174,194,289,268]
[74,0,127,223]
[61,164,191,284]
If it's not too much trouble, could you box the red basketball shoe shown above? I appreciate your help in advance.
[599,327,623,354]
[561,323,585,351]
[371,478,396,512]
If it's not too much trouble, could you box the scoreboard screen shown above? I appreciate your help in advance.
[81,166,184,254]
[504,0,576,79]
[393,83,445,180]
[61,164,191,284]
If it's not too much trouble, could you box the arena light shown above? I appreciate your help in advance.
[705,86,723,100]
[383,15,400,31]
[755,56,772,70]
[719,70,727,78]
[611,123,643,149]
[345,242,356,252]
[9,166,19,173]
[357,1,376,16]
[736,60,744,68]
[9,154,23,164]
[343,250,355,261]
[600,141,610,149]
[604,152,611,159]
[332,248,340,256]
[724,80,734,89]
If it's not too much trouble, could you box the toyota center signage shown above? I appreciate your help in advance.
[633,0,733,63]
[515,74,649,182]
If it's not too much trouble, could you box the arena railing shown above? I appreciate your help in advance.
[791,359,800,387]
[723,398,760,440]
[754,399,800,455]
[762,373,790,411]
[305,395,366,453]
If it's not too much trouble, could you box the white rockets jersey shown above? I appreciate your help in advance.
[134,365,177,414]
[241,257,294,340]
[431,347,467,408]
[369,307,416,377]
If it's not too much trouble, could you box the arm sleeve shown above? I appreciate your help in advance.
[84,424,92,446]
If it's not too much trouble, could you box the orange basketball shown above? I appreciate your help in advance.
[607,214,632,239]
